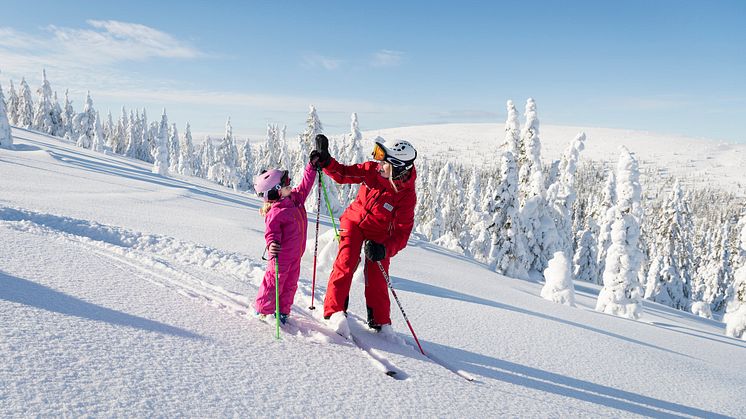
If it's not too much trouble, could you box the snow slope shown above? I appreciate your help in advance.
[366,123,746,196]
[2,128,745,417]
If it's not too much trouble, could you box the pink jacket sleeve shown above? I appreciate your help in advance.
[264,208,283,246]
[291,163,318,204]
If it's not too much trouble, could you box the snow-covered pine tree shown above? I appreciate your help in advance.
[6,80,20,126]
[109,106,127,154]
[208,117,239,190]
[460,166,483,254]
[541,251,577,306]
[518,98,552,275]
[138,109,153,163]
[594,170,617,284]
[50,92,64,137]
[596,146,644,319]
[61,89,75,141]
[724,217,746,339]
[91,111,107,152]
[16,78,34,129]
[237,138,254,190]
[502,100,520,156]
[200,136,215,178]
[168,123,181,173]
[103,110,114,147]
[644,181,694,310]
[431,161,459,246]
[32,69,55,135]
[178,123,195,176]
[73,92,96,149]
[546,132,586,256]
[488,151,529,278]
[573,227,598,282]
[338,113,364,205]
[0,82,13,148]
[124,110,139,158]
[152,109,169,175]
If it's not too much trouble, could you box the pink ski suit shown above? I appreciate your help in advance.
[255,163,317,315]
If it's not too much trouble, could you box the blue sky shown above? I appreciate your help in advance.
[1,0,744,142]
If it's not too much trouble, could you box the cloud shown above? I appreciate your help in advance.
[371,49,404,67]
[48,20,203,63]
[302,53,342,70]
[0,20,203,77]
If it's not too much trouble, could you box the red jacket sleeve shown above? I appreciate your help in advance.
[322,159,378,186]
[383,188,416,258]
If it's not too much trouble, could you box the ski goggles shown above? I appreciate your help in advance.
[372,143,408,167]
[263,171,291,201]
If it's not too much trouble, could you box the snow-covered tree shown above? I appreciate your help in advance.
[50,92,64,137]
[61,89,75,140]
[6,80,20,126]
[91,111,107,152]
[541,251,577,306]
[178,122,195,176]
[32,70,56,135]
[152,109,169,175]
[237,138,254,190]
[644,181,694,310]
[208,117,239,190]
[595,170,617,284]
[502,100,520,156]
[724,218,746,339]
[0,82,13,148]
[16,78,34,129]
[488,151,529,278]
[124,110,139,158]
[596,147,644,319]
[573,227,598,283]
[73,92,96,148]
[694,219,733,314]
[546,133,586,255]
[168,123,181,173]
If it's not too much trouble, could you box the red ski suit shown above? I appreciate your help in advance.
[322,158,417,326]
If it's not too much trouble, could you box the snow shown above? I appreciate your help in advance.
[2,128,746,417]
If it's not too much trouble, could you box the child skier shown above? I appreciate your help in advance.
[252,158,318,324]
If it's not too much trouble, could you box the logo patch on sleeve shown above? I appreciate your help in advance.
[383,203,394,212]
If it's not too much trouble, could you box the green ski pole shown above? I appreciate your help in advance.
[319,173,340,242]
[275,256,280,340]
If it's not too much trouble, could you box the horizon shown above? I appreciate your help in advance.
[1,0,744,143]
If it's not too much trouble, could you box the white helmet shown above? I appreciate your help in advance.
[372,138,417,172]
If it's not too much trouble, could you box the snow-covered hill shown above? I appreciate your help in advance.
[2,128,745,417]
[366,123,746,196]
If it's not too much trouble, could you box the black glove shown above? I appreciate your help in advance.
[315,134,329,153]
[364,241,386,262]
[309,150,331,169]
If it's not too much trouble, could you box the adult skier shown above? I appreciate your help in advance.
[310,134,418,335]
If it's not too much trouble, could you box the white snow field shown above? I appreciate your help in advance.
[2,127,745,417]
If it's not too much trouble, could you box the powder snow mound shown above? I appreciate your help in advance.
[2,127,746,417]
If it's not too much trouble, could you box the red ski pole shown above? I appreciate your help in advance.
[376,261,425,355]
[309,171,322,310]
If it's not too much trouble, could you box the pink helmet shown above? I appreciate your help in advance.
[253,169,290,201]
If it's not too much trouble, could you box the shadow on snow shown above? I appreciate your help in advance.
[0,271,205,341]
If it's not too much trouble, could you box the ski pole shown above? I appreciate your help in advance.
[275,256,280,340]
[376,261,425,355]
[319,173,340,242]
[309,170,322,310]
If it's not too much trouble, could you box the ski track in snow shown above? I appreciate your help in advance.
[0,205,439,381]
